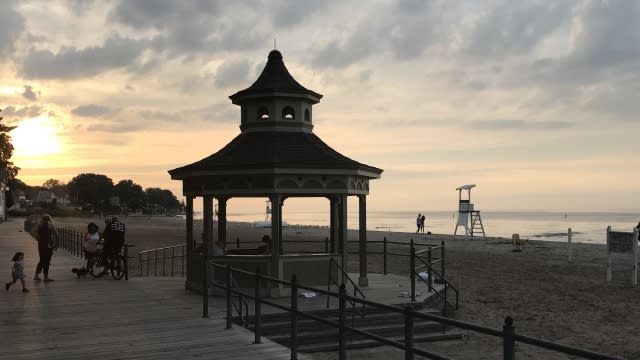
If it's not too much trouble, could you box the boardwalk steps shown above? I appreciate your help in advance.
[235,306,463,353]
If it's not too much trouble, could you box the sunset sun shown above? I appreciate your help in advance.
[11,116,62,158]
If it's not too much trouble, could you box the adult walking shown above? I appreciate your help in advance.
[34,214,58,282]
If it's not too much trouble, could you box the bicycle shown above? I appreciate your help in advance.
[87,241,126,280]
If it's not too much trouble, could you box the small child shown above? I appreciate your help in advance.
[6,252,29,293]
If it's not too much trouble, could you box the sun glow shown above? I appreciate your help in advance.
[11,116,62,159]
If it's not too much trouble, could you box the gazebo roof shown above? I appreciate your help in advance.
[169,131,382,179]
[229,50,322,103]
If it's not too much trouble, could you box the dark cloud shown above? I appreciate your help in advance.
[568,1,640,71]
[271,0,330,28]
[0,2,25,57]
[214,59,250,88]
[110,0,266,57]
[470,119,573,131]
[71,104,113,117]
[21,85,39,101]
[21,36,146,79]
[462,1,570,58]
[1,105,49,121]
[311,1,440,68]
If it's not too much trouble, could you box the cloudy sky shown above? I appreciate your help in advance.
[1,0,639,213]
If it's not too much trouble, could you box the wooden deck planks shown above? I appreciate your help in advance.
[1,219,305,360]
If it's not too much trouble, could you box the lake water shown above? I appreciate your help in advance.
[219,210,638,245]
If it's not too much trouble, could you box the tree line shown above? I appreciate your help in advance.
[2,108,181,216]
[8,174,183,215]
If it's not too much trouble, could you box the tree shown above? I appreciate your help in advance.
[145,187,181,211]
[42,178,67,199]
[67,173,114,208]
[0,109,20,181]
[114,180,146,210]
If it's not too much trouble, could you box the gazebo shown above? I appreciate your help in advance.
[169,50,382,296]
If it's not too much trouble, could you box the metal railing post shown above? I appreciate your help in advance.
[254,268,262,344]
[290,274,298,360]
[383,236,388,275]
[124,245,129,281]
[410,239,416,302]
[236,237,240,248]
[138,252,143,276]
[503,316,515,360]
[162,248,167,276]
[404,308,414,360]
[325,237,329,253]
[441,240,445,280]
[171,247,175,276]
[338,283,347,360]
[202,254,208,318]
[154,250,158,277]
[427,246,433,292]
[146,252,150,276]
[226,265,232,329]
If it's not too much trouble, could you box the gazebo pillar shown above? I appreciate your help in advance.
[329,196,338,253]
[185,195,194,290]
[358,194,368,286]
[203,196,214,255]
[185,196,194,252]
[216,197,228,247]
[338,194,348,271]
[269,194,283,295]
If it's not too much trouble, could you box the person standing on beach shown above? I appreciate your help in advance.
[34,214,58,282]
[636,221,640,240]
[416,214,421,233]
[420,214,426,233]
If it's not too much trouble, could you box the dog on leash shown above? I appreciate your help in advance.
[71,267,88,278]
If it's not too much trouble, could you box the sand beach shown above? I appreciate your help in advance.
[42,216,639,359]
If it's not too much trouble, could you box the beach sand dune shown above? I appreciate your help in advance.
[47,216,638,359]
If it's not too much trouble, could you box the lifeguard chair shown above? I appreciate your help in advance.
[453,184,486,240]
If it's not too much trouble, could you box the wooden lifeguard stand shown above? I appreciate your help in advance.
[453,184,486,239]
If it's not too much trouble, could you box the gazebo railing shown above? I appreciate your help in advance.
[138,244,186,277]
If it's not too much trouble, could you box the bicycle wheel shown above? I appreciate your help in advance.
[110,255,126,280]
[88,256,107,278]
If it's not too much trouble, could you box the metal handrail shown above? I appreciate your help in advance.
[138,244,186,277]
[206,262,624,360]
[411,240,459,313]
[326,257,366,317]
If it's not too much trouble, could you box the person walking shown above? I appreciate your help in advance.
[34,214,58,282]
[420,214,426,233]
[6,252,28,292]
[416,214,421,233]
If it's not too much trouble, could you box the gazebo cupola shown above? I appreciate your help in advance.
[230,50,322,134]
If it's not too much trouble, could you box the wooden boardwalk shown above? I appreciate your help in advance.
[0,219,308,360]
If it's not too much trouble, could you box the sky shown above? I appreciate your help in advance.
[1,0,639,214]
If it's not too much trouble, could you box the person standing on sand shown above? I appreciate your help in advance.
[416,214,421,233]
[420,214,426,233]
[34,214,58,282]
[636,221,640,240]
